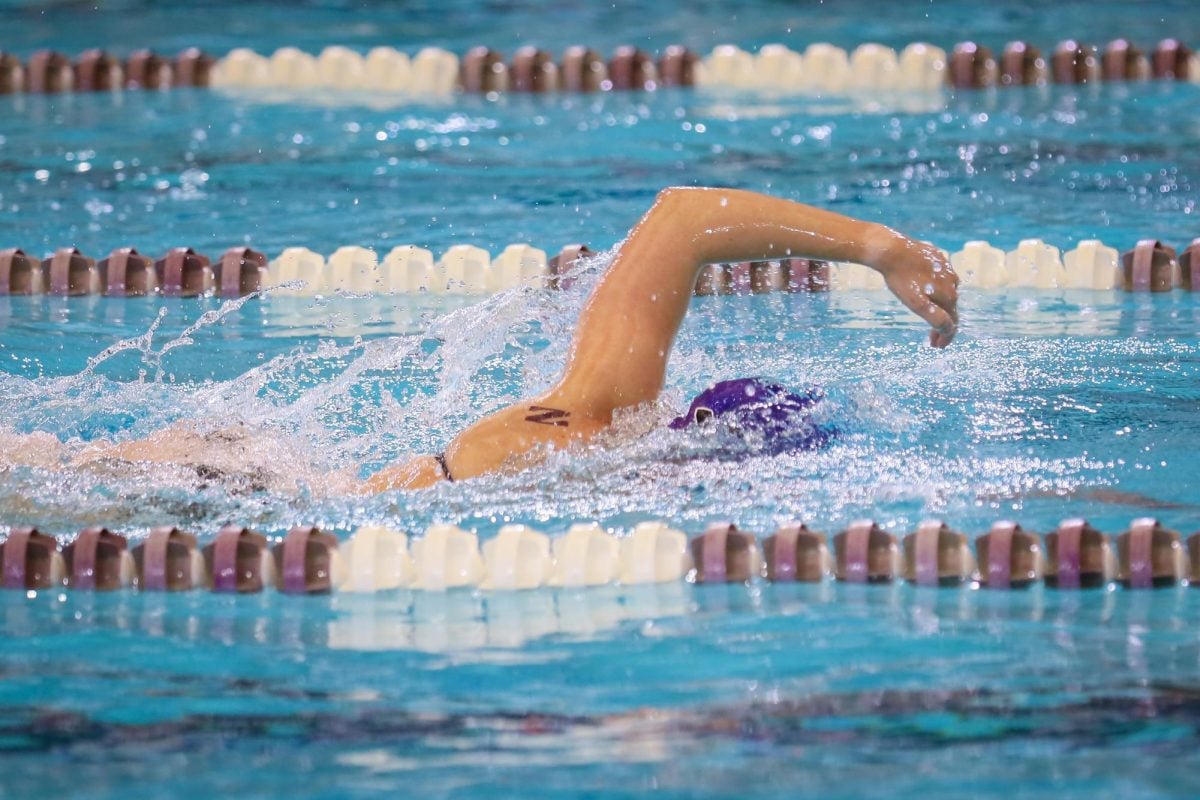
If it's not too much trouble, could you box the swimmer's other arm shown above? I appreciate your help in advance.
[365,187,960,492]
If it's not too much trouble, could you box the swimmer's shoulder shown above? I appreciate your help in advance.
[365,392,612,493]
[442,394,609,482]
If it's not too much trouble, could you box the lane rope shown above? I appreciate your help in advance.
[1,39,1196,98]
[2,238,1197,298]
[2,517,1195,594]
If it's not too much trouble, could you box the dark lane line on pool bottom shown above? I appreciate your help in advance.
[2,682,1200,756]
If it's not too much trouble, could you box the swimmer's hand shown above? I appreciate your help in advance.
[874,234,960,348]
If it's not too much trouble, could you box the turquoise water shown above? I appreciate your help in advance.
[2,83,1198,259]
[3,2,1200,798]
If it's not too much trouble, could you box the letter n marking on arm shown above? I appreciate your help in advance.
[525,406,570,427]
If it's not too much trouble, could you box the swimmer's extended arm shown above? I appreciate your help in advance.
[365,187,959,491]
[557,186,959,416]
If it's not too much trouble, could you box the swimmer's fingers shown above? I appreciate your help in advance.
[927,309,957,348]
[882,245,959,348]
[886,271,958,348]
[910,294,956,348]
[922,291,958,348]
[891,283,957,346]
[926,272,959,348]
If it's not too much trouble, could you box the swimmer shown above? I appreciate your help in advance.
[7,187,960,491]
[365,186,959,490]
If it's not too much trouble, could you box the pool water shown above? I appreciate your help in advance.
[3,1,1200,798]
[3,77,1198,259]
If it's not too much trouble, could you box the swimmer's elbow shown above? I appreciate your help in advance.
[654,185,703,211]
[646,187,718,246]
[650,186,729,234]
[655,186,688,204]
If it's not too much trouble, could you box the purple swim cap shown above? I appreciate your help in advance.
[668,377,836,455]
